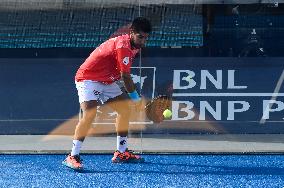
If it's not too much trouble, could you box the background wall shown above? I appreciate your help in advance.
[1,56,283,134]
[0,2,283,135]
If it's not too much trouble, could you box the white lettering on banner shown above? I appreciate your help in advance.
[200,70,222,89]
[172,101,195,120]
[200,101,221,120]
[228,70,247,89]
[227,101,250,120]
[173,70,196,89]
[171,99,284,121]
[171,69,284,121]
[172,100,250,120]
[173,70,247,90]
[261,100,284,120]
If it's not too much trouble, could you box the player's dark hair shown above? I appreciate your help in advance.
[130,17,152,33]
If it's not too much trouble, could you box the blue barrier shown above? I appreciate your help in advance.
[0,57,284,134]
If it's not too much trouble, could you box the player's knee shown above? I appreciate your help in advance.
[81,109,97,122]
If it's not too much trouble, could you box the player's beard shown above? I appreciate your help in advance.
[130,38,143,49]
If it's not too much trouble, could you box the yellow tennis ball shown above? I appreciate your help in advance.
[163,109,172,119]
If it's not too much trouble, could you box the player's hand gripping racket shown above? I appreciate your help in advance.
[144,95,171,123]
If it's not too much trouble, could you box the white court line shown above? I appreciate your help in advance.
[92,120,284,124]
[260,69,284,124]
[0,119,78,121]
[173,93,284,97]
[92,121,153,125]
[1,119,283,123]
[162,120,284,123]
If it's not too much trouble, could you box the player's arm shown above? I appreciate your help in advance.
[116,48,140,102]
[121,72,136,93]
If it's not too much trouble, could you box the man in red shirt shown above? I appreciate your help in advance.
[62,17,152,170]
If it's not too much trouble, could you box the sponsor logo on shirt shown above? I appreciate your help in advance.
[123,57,129,65]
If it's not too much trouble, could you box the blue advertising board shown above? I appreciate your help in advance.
[0,57,284,134]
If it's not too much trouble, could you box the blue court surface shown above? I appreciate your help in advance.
[0,154,283,188]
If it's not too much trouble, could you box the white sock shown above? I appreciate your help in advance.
[117,136,127,153]
[71,140,83,156]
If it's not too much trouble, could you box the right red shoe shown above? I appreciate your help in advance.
[112,149,145,163]
[62,154,83,170]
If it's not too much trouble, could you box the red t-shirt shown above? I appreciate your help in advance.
[75,34,139,84]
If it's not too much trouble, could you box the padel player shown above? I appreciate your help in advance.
[62,17,152,170]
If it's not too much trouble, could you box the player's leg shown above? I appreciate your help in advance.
[63,81,101,170]
[106,94,130,150]
[63,101,98,170]
[72,100,98,154]
[105,91,144,163]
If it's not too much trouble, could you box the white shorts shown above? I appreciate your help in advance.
[75,80,123,104]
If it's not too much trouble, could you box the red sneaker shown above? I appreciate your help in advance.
[62,154,83,170]
[112,149,145,163]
